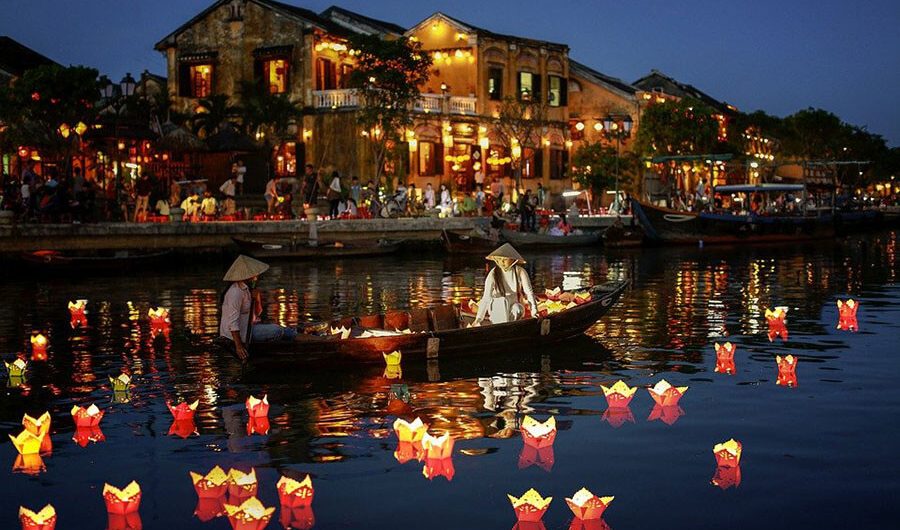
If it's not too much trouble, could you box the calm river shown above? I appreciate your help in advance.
[1,231,898,529]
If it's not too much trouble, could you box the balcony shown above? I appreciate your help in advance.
[313,89,477,116]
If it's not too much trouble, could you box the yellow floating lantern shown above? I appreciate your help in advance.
[392,417,427,443]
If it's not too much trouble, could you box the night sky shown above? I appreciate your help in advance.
[4,0,898,145]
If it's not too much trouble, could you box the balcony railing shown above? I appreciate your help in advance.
[313,89,478,116]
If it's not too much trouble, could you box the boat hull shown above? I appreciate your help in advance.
[499,229,600,247]
[441,230,500,254]
[233,237,400,259]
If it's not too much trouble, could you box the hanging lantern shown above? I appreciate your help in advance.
[507,488,553,522]
[714,342,737,375]
[30,333,49,359]
[245,395,269,418]
[565,488,614,521]
[713,439,742,468]
[393,417,427,443]
[18,504,56,530]
[167,400,199,420]
[422,456,455,481]
[223,496,275,530]
[276,475,314,508]
[520,416,556,449]
[6,358,28,378]
[421,432,454,459]
[227,468,259,499]
[776,355,798,387]
[836,299,859,332]
[103,481,142,515]
[518,444,555,472]
[70,404,104,428]
[72,425,105,447]
[647,404,685,426]
[189,466,230,498]
[109,373,132,393]
[765,307,789,341]
[647,380,688,407]
[600,380,637,408]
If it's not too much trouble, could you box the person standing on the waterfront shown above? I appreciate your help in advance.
[349,176,361,205]
[264,176,280,213]
[219,175,237,216]
[300,164,319,208]
[327,171,342,219]
[472,243,538,326]
[134,173,154,222]
[424,183,436,209]
[232,159,246,196]
[536,182,546,208]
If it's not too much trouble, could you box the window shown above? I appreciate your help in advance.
[339,64,353,89]
[316,58,336,90]
[262,58,289,94]
[550,149,568,180]
[548,75,567,107]
[518,72,541,101]
[522,147,543,179]
[418,142,444,176]
[488,67,503,100]
[179,63,214,98]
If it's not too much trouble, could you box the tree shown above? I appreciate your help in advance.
[0,64,99,174]
[634,97,720,158]
[347,33,431,184]
[493,95,548,192]
[191,94,239,138]
[237,80,303,141]
[571,142,640,199]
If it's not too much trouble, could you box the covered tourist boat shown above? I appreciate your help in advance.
[233,237,401,259]
[247,281,628,363]
[499,228,600,248]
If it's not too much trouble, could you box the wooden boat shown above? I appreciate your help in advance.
[441,229,500,254]
[233,237,400,259]
[20,249,173,271]
[602,224,644,248]
[499,229,600,248]
[246,280,628,364]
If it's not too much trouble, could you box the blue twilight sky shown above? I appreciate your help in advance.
[3,0,899,145]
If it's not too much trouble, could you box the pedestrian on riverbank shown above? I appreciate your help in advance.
[424,183,436,209]
[134,173,153,222]
[327,171,342,219]
[350,176,361,204]
[232,159,246,195]
[300,164,319,208]
[264,176,280,213]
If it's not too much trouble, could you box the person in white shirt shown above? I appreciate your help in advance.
[327,171,342,219]
[473,243,538,325]
[264,177,280,213]
[424,183,436,209]
[232,159,246,195]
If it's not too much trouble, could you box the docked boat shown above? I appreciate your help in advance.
[246,281,628,363]
[20,249,173,272]
[233,237,401,259]
[441,229,500,254]
[602,223,644,248]
[499,229,600,248]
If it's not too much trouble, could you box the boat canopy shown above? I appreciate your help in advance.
[714,184,805,194]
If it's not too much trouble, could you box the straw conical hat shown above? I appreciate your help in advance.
[486,243,525,264]
[223,255,270,281]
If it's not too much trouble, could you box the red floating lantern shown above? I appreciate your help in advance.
[19,504,56,530]
[227,468,258,499]
[71,404,104,428]
[223,496,275,530]
[279,504,315,530]
[647,380,688,407]
[600,380,637,408]
[167,400,198,420]
[68,300,88,328]
[521,415,556,449]
[245,395,269,418]
[836,299,859,332]
[713,342,736,375]
[30,333,48,360]
[72,425,105,447]
[711,465,742,490]
[190,466,230,498]
[776,355,798,387]
[713,438,742,468]
[106,512,143,530]
[168,419,197,438]
[393,441,423,464]
[765,307,789,342]
[518,445,555,472]
[246,416,270,436]
[421,432,455,460]
[103,481,142,515]
[508,488,553,522]
[601,406,635,428]
[148,307,170,335]
[276,475,314,508]
[194,496,226,522]
[648,404,685,425]
[565,488,614,521]
[422,456,455,481]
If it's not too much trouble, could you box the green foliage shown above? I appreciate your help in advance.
[494,95,548,190]
[571,142,639,195]
[237,81,302,140]
[634,97,721,157]
[191,94,239,137]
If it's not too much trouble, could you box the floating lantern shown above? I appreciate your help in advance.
[148,307,170,331]
[508,488,553,522]
[600,380,637,408]
[30,334,48,359]
[421,432,455,459]
[13,454,45,475]
[544,287,562,301]
[394,441,423,464]
[776,355,798,387]
[279,505,315,530]
[71,404,104,428]
[9,430,45,455]
[72,425,105,447]
[8,375,26,388]
[228,468,259,499]
[565,488,614,521]
[167,400,199,420]
[276,475,314,508]
[330,326,351,339]
[393,417,427,443]
[836,299,859,331]
[647,379,688,407]
[383,364,402,380]
[601,406,635,428]
[713,438,742,468]
[22,412,51,438]
[648,405,685,425]
[190,466,230,498]
[518,445,555,472]
[711,464,742,490]
[714,342,737,374]
[383,350,402,366]
[521,416,556,449]
[245,395,269,418]
[765,307,789,341]
[68,300,88,328]
[223,496,275,530]
[109,373,131,392]
[168,419,197,438]
[246,416,270,436]
[194,497,226,522]
[19,504,56,530]
[423,456,455,481]
[103,481,142,514]
[6,358,28,377]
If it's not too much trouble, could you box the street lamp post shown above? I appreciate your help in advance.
[602,114,632,213]
[98,73,138,220]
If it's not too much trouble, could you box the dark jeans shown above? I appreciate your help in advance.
[329,199,339,219]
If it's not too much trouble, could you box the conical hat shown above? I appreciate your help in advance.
[486,243,525,264]
[223,255,270,281]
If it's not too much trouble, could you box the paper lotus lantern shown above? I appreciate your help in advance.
[518,445,555,472]
[8,375,26,388]
[383,350,402,366]
[565,488,614,521]
[19,504,56,530]
[836,299,859,331]
[109,373,131,392]
[71,404,104,428]
[714,343,737,375]
[521,415,556,449]
[711,464,742,490]
[276,475,314,508]
[245,395,269,418]
[383,364,402,380]
[167,400,199,420]
[148,307,170,328]
[508,488,553,522]
[421,432,455,459]
[22,412,51,438]
[330,326,351,340]
[224,496,275,530]
[9,430,45,455]
[776,355,798,387]
[573,292,592,305]
[13,454,46,475]
[227,468,259,499]
[103,481,142,514]
[647,379,688,407]
[246,416,270,436]
[6,358,28,377]
[601,406,635,429]
[279,505,315,530]
[544,287,562,300]
[168,419,197,438]
[69,300,88,328]
[648,404,685,426]
[765,307,789,341]
[600,380,637,408]
[194,497,226,522]
[423,456,455,481]
[30,333,48,359]
[713,438,742,468]
[393,417,427,443]
[72,425,105,447]
[190,466,230,498]
[394,441,423,464]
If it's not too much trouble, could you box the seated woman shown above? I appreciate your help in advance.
[473,243,539,326]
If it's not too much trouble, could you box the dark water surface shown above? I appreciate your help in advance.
[1,232,899,529]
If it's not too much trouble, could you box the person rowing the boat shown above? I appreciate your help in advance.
[472,243,538,326]
[218,255,297,360]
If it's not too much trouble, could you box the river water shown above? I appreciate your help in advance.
[1,231,898,529]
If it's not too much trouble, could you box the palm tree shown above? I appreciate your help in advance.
[236,81,302,141]
[192,94,240,138]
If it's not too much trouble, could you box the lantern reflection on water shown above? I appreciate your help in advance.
[521,416,556,449]
[279,504,315,530]
[13,454,45,475]
[601,406,635,428]
[600,380,637,408]
[106,512,142,530]
[30,333,48,360]
[72,425,105,447]
[836,299,859,331]
[565,488,614,521]
[508,488,553,522]
[713,439,742,468]
[224,496,275,530]
[190,466,230,498]
[567,519,611,530]
[765,307,789,341]
[421,432,455,459]
[518,444,555,472]
[18,504,56,530]
[776,355,798,387]
[711,464,742,490]
[648,404,685,425]
[71,404,104,427]
[647,379,688,407]
[103,481,142,514]
[277,475,314,508]
[68,300,88,328]
[423,456,455,481]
